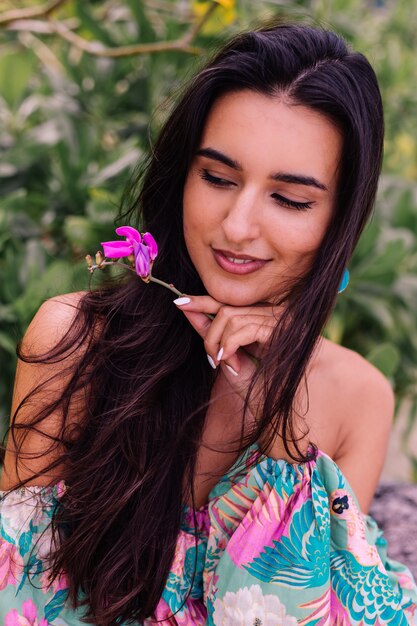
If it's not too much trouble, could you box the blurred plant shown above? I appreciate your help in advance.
[0,0,417,472]
[327,175,417,464]
[0,0,233,417]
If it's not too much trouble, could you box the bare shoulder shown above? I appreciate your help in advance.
[42,290,85,312]
[17,289,88,388]
[317,338,395,512]
[0,291,88,490]
[318,338,394,423]
[26,291,86,349]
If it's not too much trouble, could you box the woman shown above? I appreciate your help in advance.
[1,21,416,625]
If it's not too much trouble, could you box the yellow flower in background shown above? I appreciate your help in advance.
[214,0,235,8]
[386,132,417,181]
[192,0,237,35]
[395,133,415,159]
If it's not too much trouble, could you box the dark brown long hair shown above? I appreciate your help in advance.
[1,21,384,625]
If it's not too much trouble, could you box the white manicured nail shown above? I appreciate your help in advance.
[173,297,191,306]
[207,354,217,369]
[217,347,224,361]
[224,364,239,377]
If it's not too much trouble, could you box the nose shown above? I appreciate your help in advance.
[221,187,261,245]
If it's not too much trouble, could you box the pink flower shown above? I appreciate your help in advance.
[101,226,158,281]
[133,241,151,281]
[5,599,48,626]
[101,226,140,258]
[0,537,23,590]
[141,232,158,262]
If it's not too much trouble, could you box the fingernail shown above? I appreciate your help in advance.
[173,297,191,306]
[217,347,224,361]
[224,363,239,377]
[207,354,217,369]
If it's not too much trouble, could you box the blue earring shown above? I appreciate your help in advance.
[338,268,350,294]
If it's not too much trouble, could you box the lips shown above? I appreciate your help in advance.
[212,248,269,275]
[214,248,266,262]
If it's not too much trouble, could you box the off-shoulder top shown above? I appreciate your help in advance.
[1,446,416,625]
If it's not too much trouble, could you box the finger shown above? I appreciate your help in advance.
[174,295,281,319]
[178,306,242,372]
[206,315,274,377]
[174,298,255,368]
[176,298,277,373]
[202,306,273,355]
[219,321,275,363]
[180,309,241,372]
[205,314,275,363]
[173,294,224,316]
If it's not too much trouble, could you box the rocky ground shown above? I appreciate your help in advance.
[370,402,417,578]
[370,482,417,578]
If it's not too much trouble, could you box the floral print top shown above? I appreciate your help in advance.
[1,446,417,625]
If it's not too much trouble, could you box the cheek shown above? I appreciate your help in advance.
[183,203,203,247]
[269,213,329,257]
[182,180,211,262]
[183,184,218,242]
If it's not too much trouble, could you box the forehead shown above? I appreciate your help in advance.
[199,90,342,189]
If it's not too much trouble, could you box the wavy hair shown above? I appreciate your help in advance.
[1,21,384,625]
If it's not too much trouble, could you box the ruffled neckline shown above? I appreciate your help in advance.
[182,443,320,514]
[1,443,322,515]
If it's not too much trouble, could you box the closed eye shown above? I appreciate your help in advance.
[199,169,235,187]
[272,193,314,211]
[199,168,314,211]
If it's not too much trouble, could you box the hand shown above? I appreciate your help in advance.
[174,294,280,401]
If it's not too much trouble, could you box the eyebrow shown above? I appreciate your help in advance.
[196,147,328,192]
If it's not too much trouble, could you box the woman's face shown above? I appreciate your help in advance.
[183,90,342,306]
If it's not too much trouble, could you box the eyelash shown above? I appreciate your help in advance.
[198,169,313,211]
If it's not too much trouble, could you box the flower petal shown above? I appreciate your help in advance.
[134,243,151,278]
[5,610,21,626]
[142,232,158,262]
[101,241,134,258]
[22,600,37,624]
[115,226,141,244]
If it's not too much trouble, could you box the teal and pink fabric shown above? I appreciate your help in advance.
[1,446,417,624]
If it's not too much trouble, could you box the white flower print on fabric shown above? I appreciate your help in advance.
[0,489,45,538]
[212,584,298,626]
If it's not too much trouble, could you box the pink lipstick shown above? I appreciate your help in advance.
[212,248,269,275]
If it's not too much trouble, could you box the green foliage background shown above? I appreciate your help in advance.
[1,0,417,470]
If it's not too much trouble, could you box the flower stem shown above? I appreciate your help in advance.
[149,276,183,298]
[89,259,259,366]
[150,276,216,320]
[88,260,134,273]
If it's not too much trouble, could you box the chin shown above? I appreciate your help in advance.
[204,281,265,307]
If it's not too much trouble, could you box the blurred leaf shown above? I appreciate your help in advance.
[366,343,401,378]
[12,259,86,322]
[90,147,142,185]
[402,397,417,448]
[75,4,116,46]
[126,0,155,43]
[64,215,115,254]
[411,457,417,484]
[323,312,345,345]
[0,332,16,355]
[0,305,16,323]
[0,48,35,109]
[354,239,409,285]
